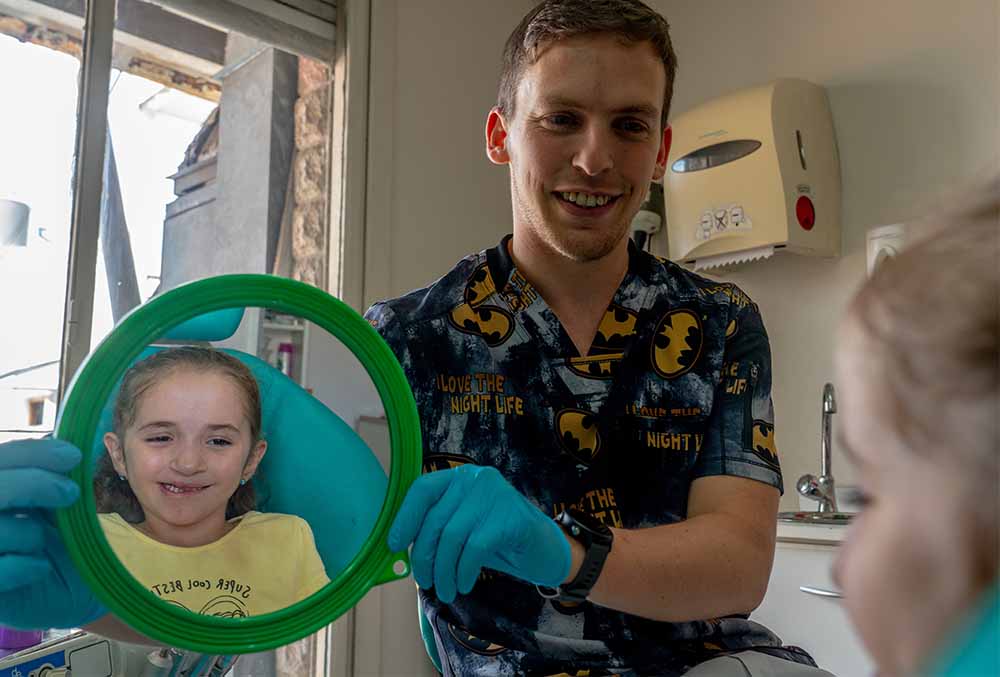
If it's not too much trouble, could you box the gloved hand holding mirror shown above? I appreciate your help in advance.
[0,275,421,655]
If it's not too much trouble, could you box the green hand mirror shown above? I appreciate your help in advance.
[55,274,421,654]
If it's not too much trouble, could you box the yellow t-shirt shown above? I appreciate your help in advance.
[98,511,330,618]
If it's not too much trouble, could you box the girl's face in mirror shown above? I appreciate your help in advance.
[104,367,266,547]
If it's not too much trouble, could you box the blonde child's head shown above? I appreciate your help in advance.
[834,177,998,676]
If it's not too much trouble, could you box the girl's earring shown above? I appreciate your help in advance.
[240,478,247,486]
[118,475,126,481]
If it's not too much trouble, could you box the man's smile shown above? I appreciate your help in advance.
[554,190,621,216]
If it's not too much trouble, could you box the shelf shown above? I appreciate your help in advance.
[262,321,305,332]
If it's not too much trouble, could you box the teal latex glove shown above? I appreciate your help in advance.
[0,439,107,629]
[387,464,571,603]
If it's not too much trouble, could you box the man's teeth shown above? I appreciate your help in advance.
[561,191,611,207]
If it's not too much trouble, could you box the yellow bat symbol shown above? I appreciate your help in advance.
[651,309,703,378]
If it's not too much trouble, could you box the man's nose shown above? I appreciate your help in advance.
[572,126,615,176]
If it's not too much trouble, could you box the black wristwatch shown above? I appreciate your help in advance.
[536,508,614,603]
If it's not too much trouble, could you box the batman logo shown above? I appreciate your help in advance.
[464,264,496,307]
[556,409,601,465]
[447,623,507,655]
[725,318,737,339]
[593,305,638,351]
[567,354,622,380]
[651,309,703,378]
[449,303,514,346]
[751,420,779,470]
[423,453,473,474]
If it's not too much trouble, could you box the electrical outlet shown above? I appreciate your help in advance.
[866,223,906,277]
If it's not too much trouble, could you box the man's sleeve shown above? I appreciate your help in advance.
[364,301,410,366]
[691,291,783,493]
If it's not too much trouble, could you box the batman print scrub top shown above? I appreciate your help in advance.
[365,236,816,676]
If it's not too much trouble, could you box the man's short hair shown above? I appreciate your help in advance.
[497,0,678,130]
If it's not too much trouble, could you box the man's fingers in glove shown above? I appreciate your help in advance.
[0,468,81,512]
[0,554,52,592]
[432,498,486,603]
[0,514,45,555]
[410,471,475,591]
[0,439,82,472]
[387,469,455,554]
[454,513,500,597]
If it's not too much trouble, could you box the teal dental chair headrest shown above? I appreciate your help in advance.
[159,307,246,342]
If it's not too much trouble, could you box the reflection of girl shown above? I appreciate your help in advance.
[832,182,998,676]
[94,346,329,617]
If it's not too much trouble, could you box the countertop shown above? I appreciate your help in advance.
[776,521,850,545]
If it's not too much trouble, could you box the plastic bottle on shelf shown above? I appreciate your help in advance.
[276,342,294,377]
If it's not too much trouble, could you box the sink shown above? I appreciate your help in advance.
[778,511,854,525]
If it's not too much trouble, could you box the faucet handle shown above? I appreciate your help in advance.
[797,474,823,500]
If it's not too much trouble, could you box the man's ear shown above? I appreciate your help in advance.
[486,108,510,165]
[104,432,128,477]
[653,124,672,181]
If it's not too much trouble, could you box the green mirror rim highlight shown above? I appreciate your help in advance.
[54,274,421,654]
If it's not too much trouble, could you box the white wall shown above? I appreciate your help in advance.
[652,0,999,507]
[367,0,998,511]
[362,0,537,308]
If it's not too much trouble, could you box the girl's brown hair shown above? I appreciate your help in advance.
[94,346,265,522]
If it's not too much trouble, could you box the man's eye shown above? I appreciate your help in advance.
[617,119,648,135]
[545,114,577,128]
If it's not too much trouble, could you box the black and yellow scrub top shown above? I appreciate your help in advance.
[366,236,815,676]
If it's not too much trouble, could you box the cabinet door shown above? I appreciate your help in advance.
[753,542,873,676]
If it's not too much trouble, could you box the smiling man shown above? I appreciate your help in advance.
[366,1,833,675]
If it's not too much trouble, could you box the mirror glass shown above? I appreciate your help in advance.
[87,307,389,619]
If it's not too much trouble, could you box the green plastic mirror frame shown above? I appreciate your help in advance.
[54,274,421,654]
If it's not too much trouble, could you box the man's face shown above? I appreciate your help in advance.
[832,322,981,676]
[487,34,670,263]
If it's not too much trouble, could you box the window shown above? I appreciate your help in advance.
[1,1,352,673]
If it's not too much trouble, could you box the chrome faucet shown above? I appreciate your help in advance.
[796,383,839,513]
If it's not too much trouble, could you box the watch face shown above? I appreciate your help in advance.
[564,508,613,542]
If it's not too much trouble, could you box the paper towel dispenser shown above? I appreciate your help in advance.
[665,78,841,270]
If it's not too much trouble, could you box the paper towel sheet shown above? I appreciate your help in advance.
[693,245,774,271]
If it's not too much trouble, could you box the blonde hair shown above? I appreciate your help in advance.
[845,177,998,527]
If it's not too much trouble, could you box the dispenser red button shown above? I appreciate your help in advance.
[796,196,816,230]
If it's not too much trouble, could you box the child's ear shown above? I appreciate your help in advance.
[243,440,267,480]
[104,432,128,477]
